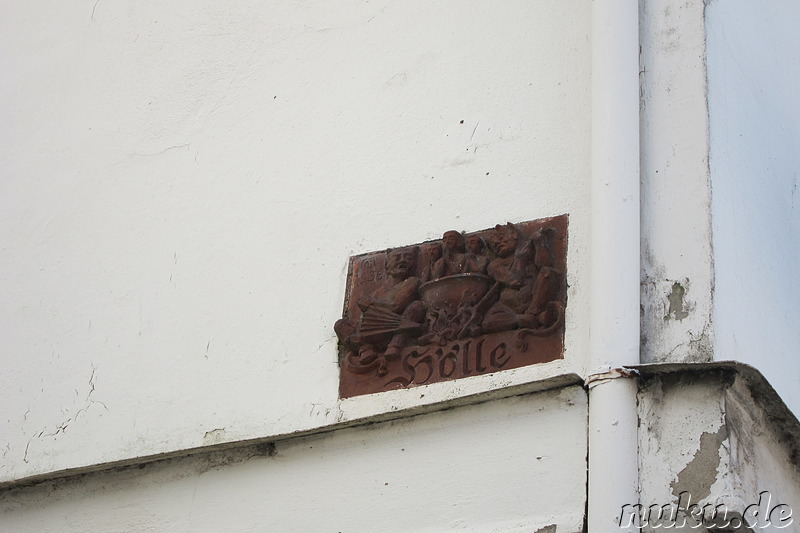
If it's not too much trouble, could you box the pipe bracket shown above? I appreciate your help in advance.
[586,366,640,389]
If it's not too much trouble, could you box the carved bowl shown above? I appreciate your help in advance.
[419,274,492,310]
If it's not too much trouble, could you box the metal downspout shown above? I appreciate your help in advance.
[588,0,641,530]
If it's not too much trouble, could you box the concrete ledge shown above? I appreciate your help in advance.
[0,372,583,491]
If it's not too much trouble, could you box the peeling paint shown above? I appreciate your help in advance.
[641,265,713,362]
[202,428,227,446]
[666,281,689,320]
[671,424,727,502]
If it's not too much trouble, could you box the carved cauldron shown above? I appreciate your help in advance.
[419,273,492,310]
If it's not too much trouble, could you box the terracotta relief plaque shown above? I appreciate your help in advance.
[335,215,568,398]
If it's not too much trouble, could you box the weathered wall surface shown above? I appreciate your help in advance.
[638,371,737,531]
[706,0,800,416]
[724,375,800,526]
[0,1,592,482]
[0,387,588,533]
[639,0,714,365]
[637,369,800,531]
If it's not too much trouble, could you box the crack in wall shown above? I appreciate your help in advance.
[22,364,108,464]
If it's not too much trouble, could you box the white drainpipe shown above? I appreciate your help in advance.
[588,0,641,531]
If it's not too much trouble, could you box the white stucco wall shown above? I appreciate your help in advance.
[706,0,800,416]
[0,1,592,482]
[0,387,589,533]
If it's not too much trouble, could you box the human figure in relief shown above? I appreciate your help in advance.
[431,230,466,279]
[522,227,562,328]
[418,242,442,282]
[335,247,426,375]
[356,247,425,361]
[462,234,489,275]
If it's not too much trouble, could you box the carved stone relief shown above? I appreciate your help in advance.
[336,214,568,398]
